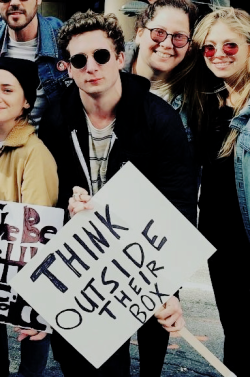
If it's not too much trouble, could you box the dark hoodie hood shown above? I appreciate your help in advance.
[60,71,151,128]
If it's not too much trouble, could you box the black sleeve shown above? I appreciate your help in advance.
[147,97,198,226]
[38,99,72,217]
[38,99,63,160]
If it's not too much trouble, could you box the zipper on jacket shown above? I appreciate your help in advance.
[71,129,93,196]
[110,131,117,150]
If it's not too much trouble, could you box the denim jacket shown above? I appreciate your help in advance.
[230,101,250,242]
[0,13,70,103]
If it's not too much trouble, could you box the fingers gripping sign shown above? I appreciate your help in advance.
[154,296,185,332]
[14,327,48,341]
[68,186,94,217]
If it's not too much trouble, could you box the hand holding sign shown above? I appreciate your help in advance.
[14,327,47,341]
[155,296,185,332]
[68,186,93,217]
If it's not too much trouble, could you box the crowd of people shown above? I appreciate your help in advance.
[0,1,249,377]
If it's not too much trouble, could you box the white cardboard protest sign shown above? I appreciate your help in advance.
[10,162,216,368]
[0,201,64,332]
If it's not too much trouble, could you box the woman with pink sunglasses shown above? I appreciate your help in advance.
[192,7,250,377]
[124,0,199,145]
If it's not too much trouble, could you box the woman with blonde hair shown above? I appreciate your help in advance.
[192,7,250,377]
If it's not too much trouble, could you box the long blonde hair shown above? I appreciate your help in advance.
[192,7,250,157]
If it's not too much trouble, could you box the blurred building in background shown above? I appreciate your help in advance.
[39,1,250,40]
[38,1,105,21]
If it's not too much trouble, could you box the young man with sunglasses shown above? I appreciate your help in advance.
[39,9,197,377]
[0,0,70,129]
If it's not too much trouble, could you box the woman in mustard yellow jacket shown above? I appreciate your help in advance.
[0,57,58,377]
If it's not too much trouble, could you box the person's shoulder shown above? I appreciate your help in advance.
[120,72,179,119]
[142,92,186,137]
[238,114,250,134]
[146,90,180,115]
[11,130,45,157]
[120,71,151,95]
[124,41,138,56]
[39,81,77,145]
[37,13,63,30]
[39,95,63,135]
[24,132,44,148]
[123,41,139,73]
[45,81,77,116]
[0,17,6,31]
[44,16,64,28]
[25,133,56,160]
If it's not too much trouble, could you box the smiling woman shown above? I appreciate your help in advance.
[123,0,199,147]
[191,7,250,377]
[0,56,58,377]
[200,21,249,81]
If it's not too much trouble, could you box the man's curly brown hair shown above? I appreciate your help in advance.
[58,9,125,61]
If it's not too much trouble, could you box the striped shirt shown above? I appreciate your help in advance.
[85,111,115,195]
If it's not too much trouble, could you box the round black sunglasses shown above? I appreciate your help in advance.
[69,49,111,69]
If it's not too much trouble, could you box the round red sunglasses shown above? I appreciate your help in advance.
[201,42,239,58]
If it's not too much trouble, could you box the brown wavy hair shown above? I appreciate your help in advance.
[58,9,125,62]
[135,0,199,104]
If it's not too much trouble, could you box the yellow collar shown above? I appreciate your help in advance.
[3,124,35,147]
